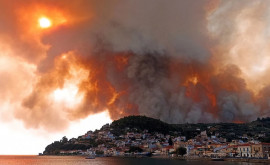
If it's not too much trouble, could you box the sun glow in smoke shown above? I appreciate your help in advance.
[38,17,52,28]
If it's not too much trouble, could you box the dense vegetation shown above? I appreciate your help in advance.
[175,147,187,156]
[110,115,177,135]
[128,146,143,153]
[175,117,270,142]
[43,137,92,155]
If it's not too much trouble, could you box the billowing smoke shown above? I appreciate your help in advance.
[1,0,270,131]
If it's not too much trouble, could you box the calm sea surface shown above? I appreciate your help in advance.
[0,156,267,165]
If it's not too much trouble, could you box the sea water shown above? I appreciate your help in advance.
[0,156,265,165]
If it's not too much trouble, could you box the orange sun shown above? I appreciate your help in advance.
[38,17,52,28]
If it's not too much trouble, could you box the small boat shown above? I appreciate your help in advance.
[85,155,95,159]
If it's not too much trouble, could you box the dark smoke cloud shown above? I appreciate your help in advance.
[0,0,270,131]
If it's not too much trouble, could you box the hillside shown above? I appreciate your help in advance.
[110,115,177,135]
[43,116,270,155]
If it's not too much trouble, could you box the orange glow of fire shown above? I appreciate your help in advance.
[178,65,218,116]
[107,87,120,105]
[183,74,200,102]
[114,54,130,71]
[234,120,244,124]
[186,75,199,86]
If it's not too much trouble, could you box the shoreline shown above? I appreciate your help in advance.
[41,154,270,163]
[116,156,270,163]
[164,156,270,163]
[224,158,270,163]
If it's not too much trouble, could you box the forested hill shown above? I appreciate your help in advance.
[43,116,270,155]
[110,116,176,135]
[110,116,270,141]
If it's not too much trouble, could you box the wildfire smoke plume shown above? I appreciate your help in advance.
[0,0,270,131]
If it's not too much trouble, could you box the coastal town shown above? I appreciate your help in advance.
[43,116,270,161]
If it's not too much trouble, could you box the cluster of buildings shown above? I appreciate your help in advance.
[59,125,270,159]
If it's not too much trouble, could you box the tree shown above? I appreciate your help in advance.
[168,137,173,146]
[95,150,104,155]
[260,137,270,143]
[128,146,143,153]
[60,136,68,143]
[176,147,186,156]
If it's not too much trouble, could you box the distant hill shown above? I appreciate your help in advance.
[175,117,270,142]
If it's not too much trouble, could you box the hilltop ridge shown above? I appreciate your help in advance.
[110,115,176,135]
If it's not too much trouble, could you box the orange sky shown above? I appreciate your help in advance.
[0,0,112,154]
[1,0,270,154]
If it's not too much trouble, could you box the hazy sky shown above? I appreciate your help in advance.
[1,0,270,154]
